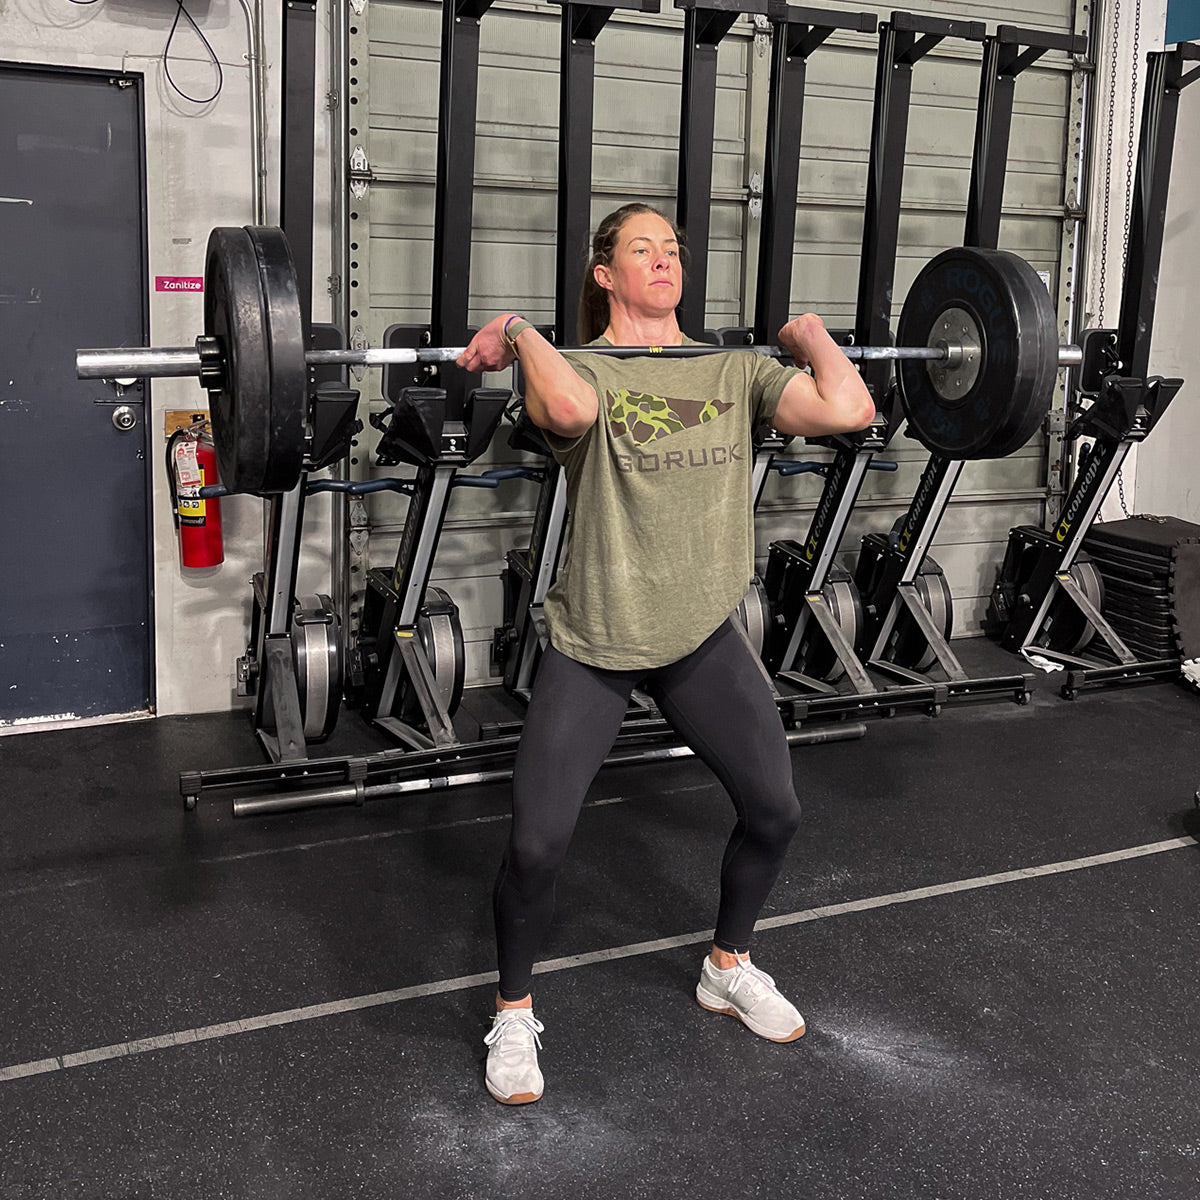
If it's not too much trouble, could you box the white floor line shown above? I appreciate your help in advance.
[1,836,1193,1084]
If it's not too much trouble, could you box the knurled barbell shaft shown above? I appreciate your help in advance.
[303,345,951,365]
[76,341,1084,380]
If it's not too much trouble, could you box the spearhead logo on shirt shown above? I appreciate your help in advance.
[607,388,733,446]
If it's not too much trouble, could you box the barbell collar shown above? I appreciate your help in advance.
[196,335,226,388]
[77,340,1084,380]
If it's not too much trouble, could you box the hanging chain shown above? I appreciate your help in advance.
[1096,0,1142,518]
[1098,0,1120,324]
[1114,0,1142,518]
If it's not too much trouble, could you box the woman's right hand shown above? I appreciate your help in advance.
[456,315,518,374]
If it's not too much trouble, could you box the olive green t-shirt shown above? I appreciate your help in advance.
[542,339,800,669]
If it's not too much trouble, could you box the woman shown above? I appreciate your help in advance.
[457,203,875,1105]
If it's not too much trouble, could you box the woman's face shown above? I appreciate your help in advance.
[594,211,683,319]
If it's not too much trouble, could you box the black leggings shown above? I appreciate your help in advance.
[492,619,802,1002]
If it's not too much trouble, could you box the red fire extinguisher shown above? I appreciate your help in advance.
[168,424,224,568]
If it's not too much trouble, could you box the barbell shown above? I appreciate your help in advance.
[79,340,960,376]
[76,225,1083,492]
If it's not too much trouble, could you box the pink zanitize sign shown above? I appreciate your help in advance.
[155,276,204,292]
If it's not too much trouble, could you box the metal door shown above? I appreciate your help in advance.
[0,64,152,725]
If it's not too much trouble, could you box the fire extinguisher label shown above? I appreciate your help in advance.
[174,440,202,486]
[175,440,206,526]
[177,481,206,525]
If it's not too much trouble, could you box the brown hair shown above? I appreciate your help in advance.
[576,203,688,343]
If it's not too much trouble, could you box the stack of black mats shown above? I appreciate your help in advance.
[1081,516,1200,689]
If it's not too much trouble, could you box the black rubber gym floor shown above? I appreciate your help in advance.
[2,643,1198,1200]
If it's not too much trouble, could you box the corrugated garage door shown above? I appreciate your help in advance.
[348,0,1085,685]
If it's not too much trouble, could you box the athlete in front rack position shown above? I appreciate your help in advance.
[457,203,875,1105]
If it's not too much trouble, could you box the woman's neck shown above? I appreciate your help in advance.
[603,307,683,347]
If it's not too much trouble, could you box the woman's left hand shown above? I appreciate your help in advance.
[777,312,828,369]
[457,315,517,373]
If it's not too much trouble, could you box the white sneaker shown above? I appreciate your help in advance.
[695,956,806,1042]
[483,1009,545,1105]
